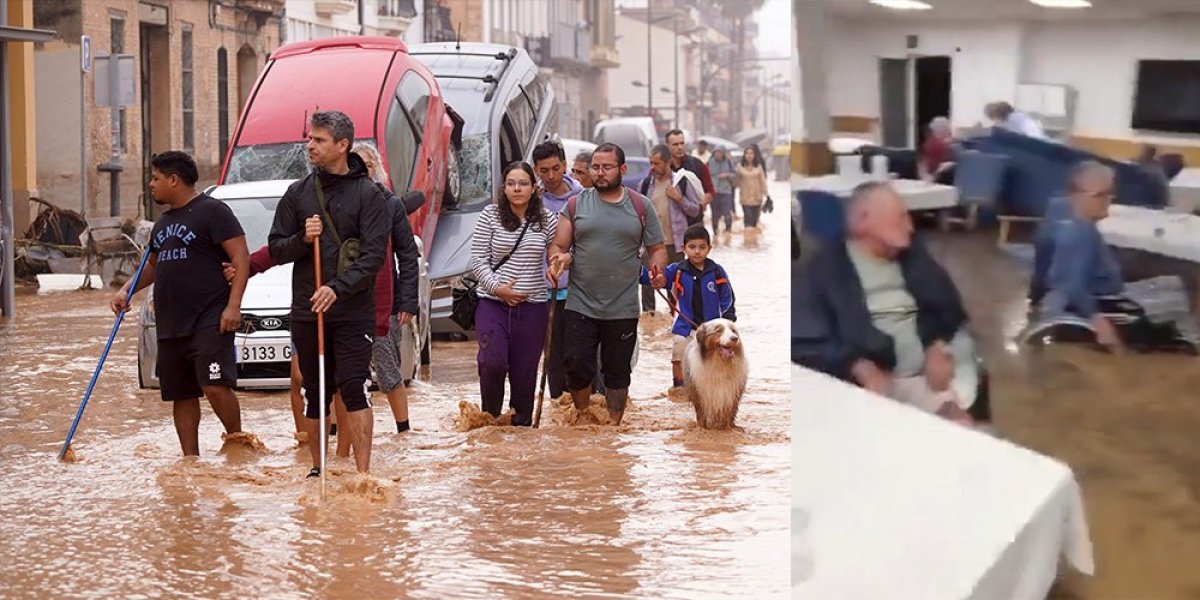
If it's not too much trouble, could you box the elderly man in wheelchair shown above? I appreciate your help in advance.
[1023,161,1197,354]
[793,181,992,429]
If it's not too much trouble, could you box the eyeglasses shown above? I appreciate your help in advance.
[571,168,587,176]
[505,180,532,188]
[590,164,619,173]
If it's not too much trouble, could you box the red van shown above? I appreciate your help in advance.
[219,36,456,251]
[219,36,458,368]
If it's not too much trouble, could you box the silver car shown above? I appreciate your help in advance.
[138,179,430,390]
[409,42,558,336]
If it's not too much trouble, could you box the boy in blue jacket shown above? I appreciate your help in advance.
[642,224,737,388]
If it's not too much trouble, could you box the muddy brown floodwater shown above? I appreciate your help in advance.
[0,181,790,599]
[922,231,1200,599]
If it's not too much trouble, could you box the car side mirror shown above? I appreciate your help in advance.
[402,190,427,215]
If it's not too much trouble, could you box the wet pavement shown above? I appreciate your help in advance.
[0,180,790,599]
[922,231,1200,599]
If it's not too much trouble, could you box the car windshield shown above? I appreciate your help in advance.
[224,139,378,184]
[625,157,650,177]
[222,197,281,249]
[456,133,492,208]
[439,84,494,138]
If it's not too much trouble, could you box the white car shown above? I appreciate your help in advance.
[593,117,658,158]
[137,179,430,390]
[560,138,597,163]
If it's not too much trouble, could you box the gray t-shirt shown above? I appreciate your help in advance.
[846,241,925,377]
[564,187,665,319]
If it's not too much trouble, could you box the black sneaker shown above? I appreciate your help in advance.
[306,467,321,479]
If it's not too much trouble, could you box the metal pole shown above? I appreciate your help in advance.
[108,54,120,217]
[672,2,678,129]
[1,37,13,319]
[698,37,705,135]
[646,5,652,119]
[80,56,87,216]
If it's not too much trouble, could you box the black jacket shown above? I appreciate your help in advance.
[384,188,421,316]
[792,236,968,381]
[269,152,390,323]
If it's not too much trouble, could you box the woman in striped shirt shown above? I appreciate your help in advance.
[470,161,559,426]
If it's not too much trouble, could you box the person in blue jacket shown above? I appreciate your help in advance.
[642,224,736,388]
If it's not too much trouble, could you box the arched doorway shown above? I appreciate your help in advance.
[237,45,258,116]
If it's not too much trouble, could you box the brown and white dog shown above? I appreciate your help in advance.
[683,318,748,429]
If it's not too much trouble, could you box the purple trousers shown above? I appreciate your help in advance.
[475,297,550,426]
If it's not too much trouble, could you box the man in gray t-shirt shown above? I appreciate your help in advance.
[548,143,667,425]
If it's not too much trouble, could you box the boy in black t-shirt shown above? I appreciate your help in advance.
[111,151,252,456]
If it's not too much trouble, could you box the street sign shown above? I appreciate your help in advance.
[81,35,91,73]
[94,54,136,108]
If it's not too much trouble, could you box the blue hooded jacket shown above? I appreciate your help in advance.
[640,258,736,337]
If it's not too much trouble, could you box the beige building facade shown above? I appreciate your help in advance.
[439,0,620,140]
[33,0,283,223]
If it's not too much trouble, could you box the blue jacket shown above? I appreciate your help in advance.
[640,258,736,337]
[1041,214,1124,318]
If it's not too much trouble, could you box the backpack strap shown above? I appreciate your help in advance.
[626,189,648,242]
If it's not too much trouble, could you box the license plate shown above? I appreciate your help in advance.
[237,340,292,363]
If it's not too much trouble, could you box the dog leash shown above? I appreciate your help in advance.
[654,287,701,329]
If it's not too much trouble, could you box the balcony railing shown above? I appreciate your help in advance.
[591,45,619,69]
[378,0,416,33]
[235,0,284,13]
[314,0,356,18]
[548,21,591,67]
[380,0,418,18]
[425,5,456,43]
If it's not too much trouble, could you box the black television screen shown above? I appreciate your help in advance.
[1132,60,1200,134]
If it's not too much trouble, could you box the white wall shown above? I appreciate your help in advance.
[794,0,831,141]
[824,15,1200,147]
[285,0,366,37]
[826,18,1025,129]
[609,13,692,128]
[35,50,84,213]
[1023,16,1200,146]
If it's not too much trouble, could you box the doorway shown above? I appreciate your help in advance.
[914,56,952,149]
[879,58,909,148]
[237,44,258,116]
[879,55,953,148]
[139,22,169,219]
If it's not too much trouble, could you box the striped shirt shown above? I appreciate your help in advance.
[470,204,558,303]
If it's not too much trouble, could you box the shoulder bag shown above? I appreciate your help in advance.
[450,218,532,331]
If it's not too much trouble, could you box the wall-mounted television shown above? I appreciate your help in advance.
[1131,60,1200,134]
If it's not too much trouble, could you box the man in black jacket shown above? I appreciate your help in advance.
[792,181,976,425]
[269,110,390,476]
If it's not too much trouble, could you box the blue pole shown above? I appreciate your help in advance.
[59,247,153,460]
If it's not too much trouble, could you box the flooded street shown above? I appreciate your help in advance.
[0,180,790,599]
[923,231,1200,599]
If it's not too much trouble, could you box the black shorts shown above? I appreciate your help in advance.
[291,318,374,418]
[157,328,237,401]
[562,310,638,391]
